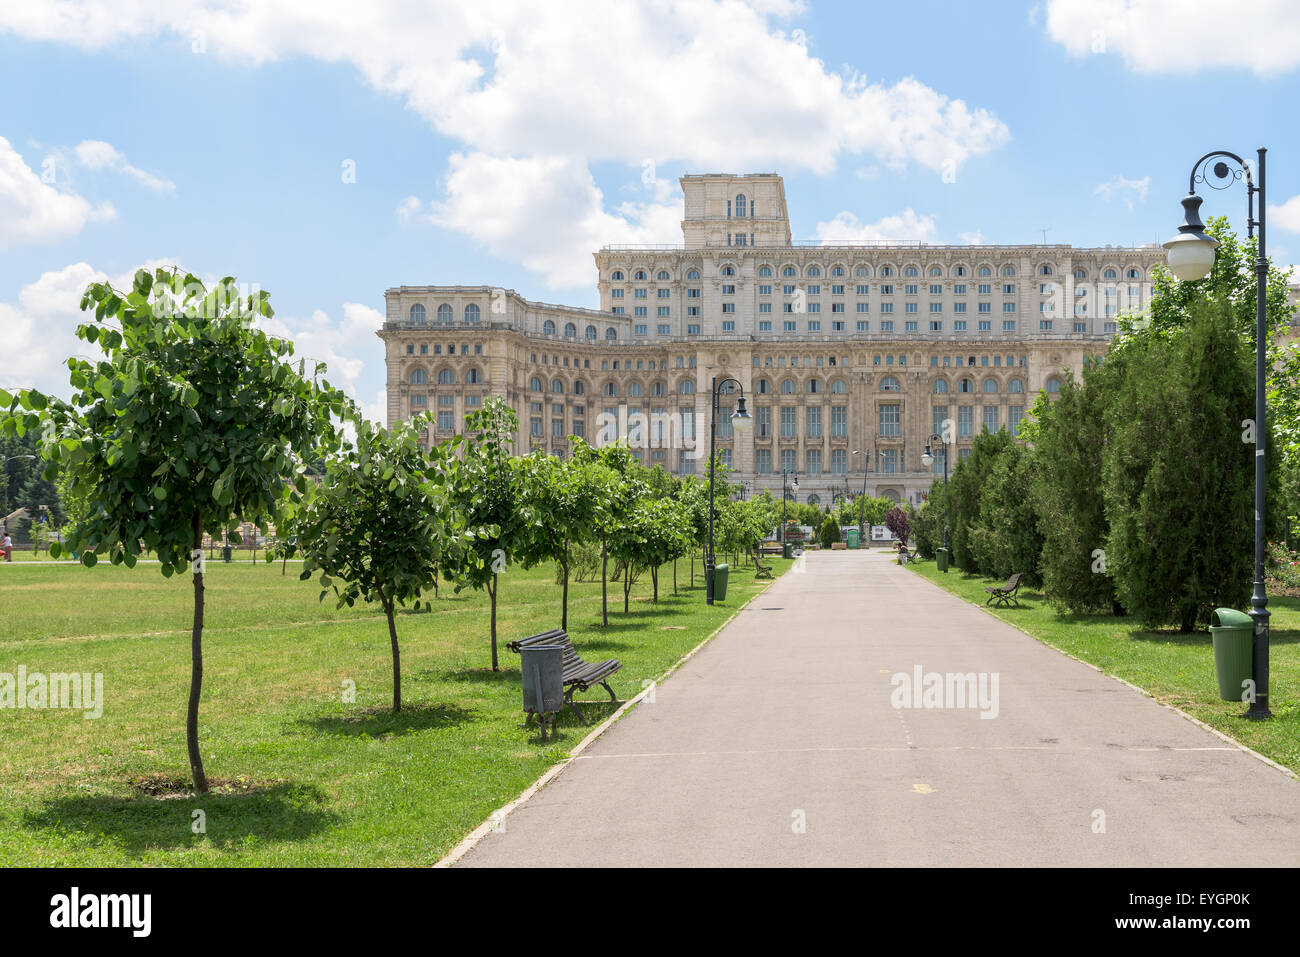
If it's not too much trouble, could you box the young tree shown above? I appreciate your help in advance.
[885,505,912,546]
[969,441,1043,585]
[818,513,841,548]
[292,415,478,710]
[1,268,347,792]
[447,397,527,670]
[513,451,600,631]
[572,438,635,625]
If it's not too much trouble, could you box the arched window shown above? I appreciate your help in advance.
[409,303,426,323]
[1073,269,1087,280]
[438,369,454,385]
[1002,265,1016,277]
[1103,268,1118,279]
[611,270,624,281]
[585,325,597,339]
[759,265,773,277]
[756,378,770,394]
[780,378,796,394]
[806,378,821,394]
[605,327,617,341]
[855,266,870,277]
[651,381,666,397]
[625,382,641,397]
[411,368,428,385]
[1046,376,1062,394]
[807,265,821,277]
[722,264,736,277]
[464,303,480,322]
[735,194,747,217]
[831,378,847,393]
[983,378,999,393]
[932,379,949,394]
[881,266,895,277]
[954,265,967,277]
[436,303,453,323]
[551,378,564,394]
[904,266,919,277]
[1127,268,1140,279]
[530,376,543,391]
[574,381,585,395]
[679,380,695,394]
[466,369,482,384]
[929,266,943,277]
[958,377,974,393]
[634,270,647,281]
[977,266,992,277]
[687,269,700,280]
[543,319,556,335]
[1008,378,1025,393]
[1040,264,1053,275]
[564,322,576,337]
[783,265,797,277]
[880,376,900,391]
[604,382,618,397]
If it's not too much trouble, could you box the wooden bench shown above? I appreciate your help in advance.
[896,545,919,565]
[985,573,1025,608]
[752,549,774,579]
[506,629,621,724]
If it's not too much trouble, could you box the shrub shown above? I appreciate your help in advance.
[818,514,840,548]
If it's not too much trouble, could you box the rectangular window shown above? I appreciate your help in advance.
[657,306,670,317]
[905,320,918,331]
[781,448,796,473]
[856,284,870,295]
[784,320,797,331]
[1009,405,1024,437]
[856,320,869,331]
[807,303,821,314]
[983,405,998,433]
[832,284,844,296]
[722,303,735,313]
[552,418,564,438]
[1004,284,1015,295]
[759,284,772,296]
[933,404,949,438]
[755,448,772,474]
[756,405,771,437]
[807,284,820,295]
[978,320,991,331]
[1074,321,1087,333]
[806,406,822,437]
[658,323,671,334]
[954,284,966,295]
[879,404,900,437]
[759,320,772,331]
[958,406,973,437]
[687,288,700,298]
[954,320,967,331]
[880,448,898,474]
[807,320,821,331]
[780,406,797,438]
[978,283,991,295]
[718,406,733,438]
[806,449,822,475]
[905,284,918,296]
[953,302,966,313]
[905,302,918,314]
[881,320,894,331]
[1003,302,1016,313]
[831,406,847,437]
[831,448,847,474]
[611,289,624,299]
[529,417,542,437]
[930,320,943,332]
[634,288,648,298]
[1040,320,1053,331]
[722,284,735,295]
[880,303,893,314]
[634,307,647,317]
[688,323,701,335]
[759,302,772,313]
[1003,320,1017,331]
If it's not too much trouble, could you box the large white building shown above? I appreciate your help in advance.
[381,173,1168,506]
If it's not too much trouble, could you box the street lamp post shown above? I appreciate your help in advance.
[852,449,871,545]
[921,434,949,568]
[780,468,799,548]
[2,455,37,535]
[706,377,752,606]
[1163,147,1271,720]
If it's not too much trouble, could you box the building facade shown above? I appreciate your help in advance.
[379,173,1169,506]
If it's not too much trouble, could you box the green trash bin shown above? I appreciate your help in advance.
[782,542,793,560]
[222,545,233,563]
[713,563,730,601]
[1209,608,1254,702]
[846,528,860,549]
[936,547,949,572]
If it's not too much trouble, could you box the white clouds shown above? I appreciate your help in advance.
[959,230,987,245]
[1044,0,1300,75]
[814,209,938,244]
[0,137,115,250]
[0,1,1011,286]
[1094,174,1151,211]
[1269,195,1300,234]
[421,153,681,289]
[69,140,175,194]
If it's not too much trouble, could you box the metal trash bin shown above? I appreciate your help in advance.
[846,528,860,549]
[713,563,730,601]
[782,542,793,559]
[520,644,564,738]
[936,547,949,572]
[222,545,233,563]
[1209,608,1254,702]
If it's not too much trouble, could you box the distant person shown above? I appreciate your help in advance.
[2,531,12,562]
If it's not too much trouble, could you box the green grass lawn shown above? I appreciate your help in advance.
[0,554,787,866]
[906,560,1300,774]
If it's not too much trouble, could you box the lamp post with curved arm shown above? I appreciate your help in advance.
[921,433,949,570]
[1162,147,1271,719]
[706,377,752,605]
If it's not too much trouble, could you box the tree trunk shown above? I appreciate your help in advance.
[690,551,694,587]
[652,565,658,602]
[624,564,632,613]
[377,584,401,712]
[489,573,499,671]
[673,558,677,596]
[188,513,209,794]
[281,548,289,575]
[560,544,570,632]
[601,538,609,627]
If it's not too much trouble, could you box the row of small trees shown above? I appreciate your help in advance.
[911,221,1297,633]
[0,266,781,792]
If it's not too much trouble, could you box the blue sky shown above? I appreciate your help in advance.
[2,0,1298,418]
